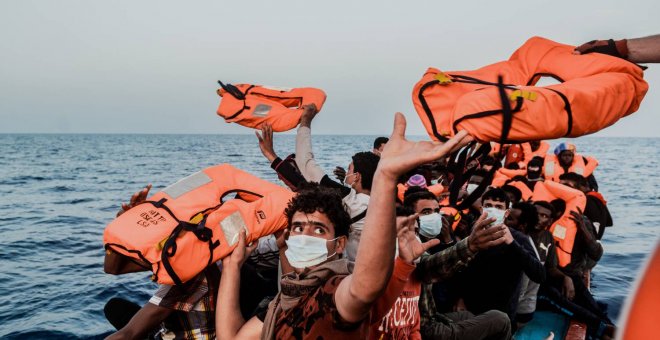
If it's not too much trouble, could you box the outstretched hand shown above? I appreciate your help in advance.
[573,39,627,59]
[467,212,509,253]
[255,123,277,162]
[117,184,152,217]
[396,214,440,264]
[378,113,472,180]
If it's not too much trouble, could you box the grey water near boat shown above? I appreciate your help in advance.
[0,134,658,339]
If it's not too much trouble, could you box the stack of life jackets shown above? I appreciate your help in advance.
[412,36,648,143]
[103,164,294,285]
[216,81,326,132]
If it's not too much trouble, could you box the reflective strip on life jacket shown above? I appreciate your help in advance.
[412,36,648,143]
[103,164,293,285]
[216,82,327,132]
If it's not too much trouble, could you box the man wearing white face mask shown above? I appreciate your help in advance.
[216,113,473,339]
[456,188,545,323]
[403,190,513,340]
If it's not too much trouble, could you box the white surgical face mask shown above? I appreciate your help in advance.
[285,235,337,268]
[466,183,479,195]
[419,213,443,238]
[483,207,506,226]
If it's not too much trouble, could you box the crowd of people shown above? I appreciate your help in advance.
[101,35,660,339]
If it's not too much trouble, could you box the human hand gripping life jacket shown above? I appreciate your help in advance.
[412,36,648,143]
[103,164,294,285]
[531,180,586,267]
[216,81,327,132]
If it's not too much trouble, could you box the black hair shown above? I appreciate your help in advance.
[396,205,415,217]
[512,201,539,231]
[533,201,556,218]
[352,151,380,191]
[501,185,522,203]
[403,185,430,199]
[482,188,510,208]
[403,190,438,210]
[550,199,566,219]
[373,137,389,150]
[559,172,588,188]
[481,156,502,171]
[284,183,351,237]
[527,156,545,169]
[505,162,521,170]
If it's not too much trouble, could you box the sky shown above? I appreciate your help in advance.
[1,0,659,137]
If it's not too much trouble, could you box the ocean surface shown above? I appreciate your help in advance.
[0,134,658,339]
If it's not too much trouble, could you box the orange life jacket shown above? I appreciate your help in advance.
[397,183,445,202]
[216,82,326,132]
[620,243,660,340]
[504,144,524,166]
[521,141,550,164]
[491,168,527,187]
[103,164,294,285]
[531,180,586,267]
[412,36,648,143]
[544,153,598,182]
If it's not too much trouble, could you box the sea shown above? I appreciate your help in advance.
[0,134,658,339]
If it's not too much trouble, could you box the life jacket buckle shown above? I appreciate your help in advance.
[510,89,538,102]
[434,72,453,84]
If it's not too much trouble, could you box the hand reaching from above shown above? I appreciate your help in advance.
[377,113,472,181]
[117,184,152,217]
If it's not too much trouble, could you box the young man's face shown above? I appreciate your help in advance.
[535,205,553,230]
[289,210,346,268]
[559,151,574,167]
[414,198,440,216]
[482,198,507,211]
[504,208,522,231]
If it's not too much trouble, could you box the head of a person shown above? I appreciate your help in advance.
[284,183,351,272]
[345,152,380,193]
[526,156,545,180]
[403,189,439,215]
[480,156,501,172]
[533,201,556,231]
[406,174,428,188]
[501,185,522,204]
[559,172,589,193]
[505,202,539,233]
[550,199,566,220]
[554,143,576,167]
[466,169,491,195]
[372,137,389,156]
[482,188,510,211]
[530,140,541,151]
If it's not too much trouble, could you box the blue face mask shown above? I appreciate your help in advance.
[285,235,338,268]
[419,213,443,238]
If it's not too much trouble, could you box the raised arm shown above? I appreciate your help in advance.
[295,104,327,182]
[574,34,660,63]
[256,123,307,190]
[334,113,471,323]
[216,231,262,340]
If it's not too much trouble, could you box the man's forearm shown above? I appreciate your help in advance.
[416,237,473,283]
[294,126,326,182]
[350,169,397,302]
[216,264,246,339]
[628,34,660,63]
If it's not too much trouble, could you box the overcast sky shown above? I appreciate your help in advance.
[1,0,658,137]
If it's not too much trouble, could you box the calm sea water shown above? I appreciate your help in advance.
[0,134,658,339]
